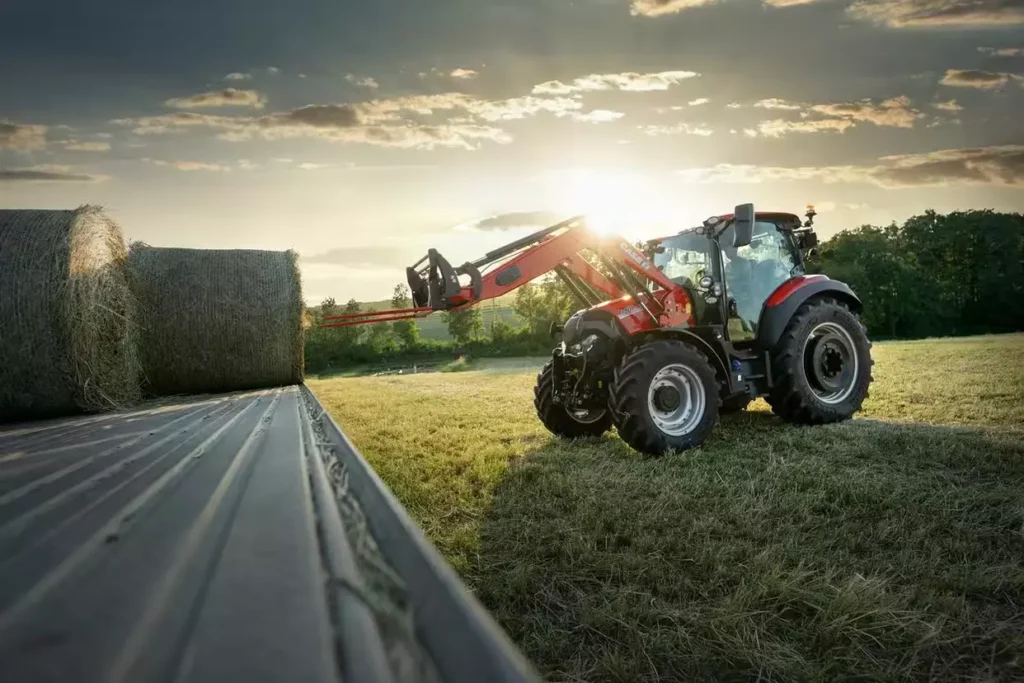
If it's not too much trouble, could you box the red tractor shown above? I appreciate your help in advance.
[324,204,873,455]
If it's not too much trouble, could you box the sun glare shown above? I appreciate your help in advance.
[558,168,676,240]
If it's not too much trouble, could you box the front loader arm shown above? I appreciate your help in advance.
[321,215,690,328]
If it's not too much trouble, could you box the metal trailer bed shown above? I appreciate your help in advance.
[0,385,541,683]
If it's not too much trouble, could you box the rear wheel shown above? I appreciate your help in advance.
[610,340,719,455]
[534,361,612,439]
[767,297,872,424]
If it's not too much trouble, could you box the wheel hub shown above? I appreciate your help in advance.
[647,364,707,437]
[653,385,681,411]
[802,322,858,404]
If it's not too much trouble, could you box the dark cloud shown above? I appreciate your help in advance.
[679,145,1024,188]
[0,168,101,182]
[940,69,1020,88]
[0,121,47,150]
[848,0,1024,26]
[165,88,266,109]
[470,211,562,231]
[280,104,362,128]
[876,145,1024,187]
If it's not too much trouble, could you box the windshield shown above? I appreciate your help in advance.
[653,231,711,287]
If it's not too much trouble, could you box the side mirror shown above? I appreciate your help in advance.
[732,203,754,249]
[801,231,818,250]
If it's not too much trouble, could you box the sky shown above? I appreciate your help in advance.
[1,0,1022,303]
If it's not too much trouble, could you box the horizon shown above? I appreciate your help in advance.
[2,0,1021,303]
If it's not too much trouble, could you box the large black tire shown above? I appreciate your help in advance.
[610,340,719,455]
[766,297,873,424]
[534,361,613,439]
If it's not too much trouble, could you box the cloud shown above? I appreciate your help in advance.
[810,95,921,127]
[224,72,252,81]
[267,66,281,75]
[114,107,513,150]
[641,122,713,136]
[939,68,1021,88]
[630,0,715,16]
[688,97,710,106]
[678,145,1024,188]
[283,104,362,127]
[146,159,231,171]
[345,74,380,89]
[978,47,1023,56]
[754,98,803,110]
[62,140,111,152]
[112,89,610,150]
[298,162,329,170]
[450,68,479,79]
[469,211,562,231]
[848,0,1024,26]
[567,109,625,123]
[0,121,47,150]
[874,145,1024,187]
[753,118,857,136]
[932,99,964,111]
[532,70,698,95]
[237,159,259,170]
[165,88,267,109]
[0,165,105,182]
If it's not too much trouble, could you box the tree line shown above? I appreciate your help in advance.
[304,209,1022,373]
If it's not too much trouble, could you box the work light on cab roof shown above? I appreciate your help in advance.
[322,203,872,455]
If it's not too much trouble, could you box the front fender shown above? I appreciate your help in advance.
[757,276,863,349]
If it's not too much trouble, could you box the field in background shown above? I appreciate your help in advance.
[360,293,521,341]
[309,334,1024,682]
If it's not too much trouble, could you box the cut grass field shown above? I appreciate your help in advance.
[308,334,1024,682]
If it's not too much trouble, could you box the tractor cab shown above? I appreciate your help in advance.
[651,205,819,341]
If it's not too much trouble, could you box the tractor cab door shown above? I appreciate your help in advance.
[718,220,801,341]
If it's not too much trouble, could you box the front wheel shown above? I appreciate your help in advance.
[534,361,612,439]
[766,297,873,424]
[610,340,719,455]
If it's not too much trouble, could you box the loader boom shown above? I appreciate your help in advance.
[321,216,691,329]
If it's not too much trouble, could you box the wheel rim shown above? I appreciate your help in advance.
[801,321,859,404]
[569,407,606,424]
[647,364,706,436]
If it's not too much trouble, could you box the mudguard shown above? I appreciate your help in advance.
[756,275,863,349]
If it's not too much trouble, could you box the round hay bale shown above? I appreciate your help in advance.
[128,245,304,396]
[0,206,141,421]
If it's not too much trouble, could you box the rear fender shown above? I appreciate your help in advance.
[757,276,863,349]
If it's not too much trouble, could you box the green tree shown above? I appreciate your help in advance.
[390,283,419,348]
[513,278,577,337]
[442,306,484,344]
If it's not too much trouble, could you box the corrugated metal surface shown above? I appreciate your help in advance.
[0,387,543,683]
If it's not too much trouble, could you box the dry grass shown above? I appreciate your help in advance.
[128,245,304,396]
[310,334,1024,682]
[0,206,140,421]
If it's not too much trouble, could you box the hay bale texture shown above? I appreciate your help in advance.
[128,245,304,396]
[0,206,141,421]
